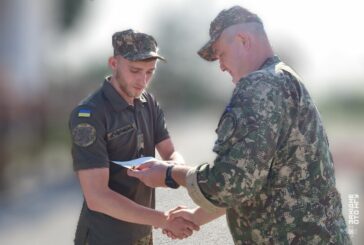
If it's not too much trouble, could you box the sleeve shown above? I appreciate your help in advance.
[69,105,109,171]
[152,97,170,144]
[186,76,285,211]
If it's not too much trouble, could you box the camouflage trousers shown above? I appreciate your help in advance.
[133,234,153,245]
[75,229,153,245]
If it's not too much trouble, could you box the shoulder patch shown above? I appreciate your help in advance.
[216,112,237,145]
[78,109,91,118]
[72,123,96,147]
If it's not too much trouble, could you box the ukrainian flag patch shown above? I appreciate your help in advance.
[78,109,91,118]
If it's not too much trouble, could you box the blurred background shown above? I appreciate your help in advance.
[0,0,363,244]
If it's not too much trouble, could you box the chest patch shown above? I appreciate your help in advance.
[107,124,135,141]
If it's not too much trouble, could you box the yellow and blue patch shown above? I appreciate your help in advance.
[78,109,91,118]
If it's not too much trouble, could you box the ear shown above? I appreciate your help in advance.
[108,56,118,70]
[236,32,251,49]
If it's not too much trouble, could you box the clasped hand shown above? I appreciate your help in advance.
[127,162,199,239]
[161,206,198,240]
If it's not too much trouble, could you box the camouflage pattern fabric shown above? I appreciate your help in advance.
[194,56,351,244]
[133,234,153,245]
[198,6,262,61]
[112,29,165,61]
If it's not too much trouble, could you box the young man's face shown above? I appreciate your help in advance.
[110,55,157,102]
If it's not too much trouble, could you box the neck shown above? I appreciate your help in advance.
[109,76,134,105]
[251,42,274,72]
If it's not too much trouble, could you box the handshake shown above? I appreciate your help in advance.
[127,160,226,240]
[159,206,200,240]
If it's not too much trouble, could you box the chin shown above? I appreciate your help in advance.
[135,91,144,98]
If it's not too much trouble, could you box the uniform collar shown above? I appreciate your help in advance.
[102,76,147,112]
[234,55,281,94]
[259,55,281,70]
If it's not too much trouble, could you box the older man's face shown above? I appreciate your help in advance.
[213,30,248,84]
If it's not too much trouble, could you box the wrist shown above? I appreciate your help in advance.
[171,165,190,187]
[161,212,169,229]
[165,165,180,189]
[153,211,168,229]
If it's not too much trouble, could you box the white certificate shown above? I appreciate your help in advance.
[111,156,157,169]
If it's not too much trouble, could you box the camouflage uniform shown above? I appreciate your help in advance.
[134,234,153,245]
[186,6,351,245]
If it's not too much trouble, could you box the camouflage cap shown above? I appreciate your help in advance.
[112,29,166,61]
[198,6,262,61]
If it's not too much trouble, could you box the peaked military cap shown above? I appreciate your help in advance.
[112,29,165,61]
[198,6,262,61]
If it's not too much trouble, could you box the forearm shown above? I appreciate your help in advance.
[192,207,226,225]
[156,138,185,163]
[171,164,191,187]
[168,151,185,163]
[89,188,167,228]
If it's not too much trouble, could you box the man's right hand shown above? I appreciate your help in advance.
[163,204,226,238]
[161,211,199,240]
[162,206,198,239]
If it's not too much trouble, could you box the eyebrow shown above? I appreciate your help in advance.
[129,66,142,70]
[128,65,155,72]
[213,49,221,59]
[212,43,219,56]
[146,68,156,73]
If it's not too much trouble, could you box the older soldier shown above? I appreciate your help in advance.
[128,6,352,244]
[69,29,199,245]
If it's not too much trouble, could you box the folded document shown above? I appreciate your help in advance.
[111,156,157,169]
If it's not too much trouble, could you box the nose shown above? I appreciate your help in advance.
[137,73,148,85]
[219,59,227,72]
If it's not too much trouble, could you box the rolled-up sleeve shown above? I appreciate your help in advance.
[186,164,225,212]
[186,74,286,209]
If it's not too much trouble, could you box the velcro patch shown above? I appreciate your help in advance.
[216,112,237,145]
[107,124,135,141]
[78,109,91,118]
[72,123,96,147]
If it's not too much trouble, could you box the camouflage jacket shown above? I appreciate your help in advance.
[186,56,351,244]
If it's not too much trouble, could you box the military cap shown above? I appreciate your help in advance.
[112,29,165,61]
[198,6,262,61]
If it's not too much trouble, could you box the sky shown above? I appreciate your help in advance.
[57,0,364,96]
